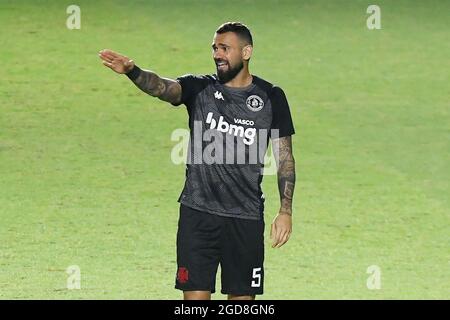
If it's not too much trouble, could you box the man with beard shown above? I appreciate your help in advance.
[98,22,296,300]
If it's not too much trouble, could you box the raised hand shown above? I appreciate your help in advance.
[98,49,135,74]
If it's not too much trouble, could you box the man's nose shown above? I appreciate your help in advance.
[213,50,223,61]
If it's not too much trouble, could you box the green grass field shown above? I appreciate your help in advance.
[0,0,449,299]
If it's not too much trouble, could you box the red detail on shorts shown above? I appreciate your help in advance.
[177,267,189,284]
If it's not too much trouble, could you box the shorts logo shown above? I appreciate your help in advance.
[246,95,264,112]
[177,267,189,284]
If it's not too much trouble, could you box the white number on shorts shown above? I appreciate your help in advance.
[251,267,262,287]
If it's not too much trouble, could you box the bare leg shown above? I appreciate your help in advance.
[228,294,255,300]
[184,291,211,300]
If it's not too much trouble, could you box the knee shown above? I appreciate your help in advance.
[228,294,255,300]
[184,291,211,300]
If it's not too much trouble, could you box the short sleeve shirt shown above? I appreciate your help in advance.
[172,74,295,220]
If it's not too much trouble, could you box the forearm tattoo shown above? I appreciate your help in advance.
[273,136,296,216]
[131,70,181,104]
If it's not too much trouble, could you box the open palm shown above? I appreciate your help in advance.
[98,49,134,74]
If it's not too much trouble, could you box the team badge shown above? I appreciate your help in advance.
[246,95,264,112]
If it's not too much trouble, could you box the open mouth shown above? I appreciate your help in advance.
[216,60,228,70]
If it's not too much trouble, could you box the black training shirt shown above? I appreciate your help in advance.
[172,74,295,220]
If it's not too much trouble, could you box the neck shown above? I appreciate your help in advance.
[223,65,252,88]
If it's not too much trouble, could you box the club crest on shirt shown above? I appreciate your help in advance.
[246,95,264,112]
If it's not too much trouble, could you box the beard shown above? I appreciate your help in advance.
[215,59,244,83]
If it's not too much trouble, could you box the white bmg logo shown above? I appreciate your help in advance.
[206,112,256,146]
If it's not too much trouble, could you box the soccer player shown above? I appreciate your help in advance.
[98,22,296,300]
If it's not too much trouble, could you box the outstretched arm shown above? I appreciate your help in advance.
[98,49,181,105]
[271,136,296,248]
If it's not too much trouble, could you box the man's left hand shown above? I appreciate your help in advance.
[270,212,292,248]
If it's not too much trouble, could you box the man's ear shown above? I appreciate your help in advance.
[242,45,253,61]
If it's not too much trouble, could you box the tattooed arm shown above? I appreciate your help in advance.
[127,68,182,104]
[274,136,296,215]
[98,49,181,105]
[270,136,296,248]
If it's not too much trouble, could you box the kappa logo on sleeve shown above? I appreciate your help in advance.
[214,90,224,101]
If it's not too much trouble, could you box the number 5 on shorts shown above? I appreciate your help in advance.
[251,267,262,287]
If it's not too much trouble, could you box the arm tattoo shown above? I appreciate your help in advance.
[131,69,181,104]
[273,136,296,216]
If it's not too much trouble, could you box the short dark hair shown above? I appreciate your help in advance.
[216,22,253,46]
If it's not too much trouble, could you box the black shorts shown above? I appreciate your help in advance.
[175,204,265,296]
